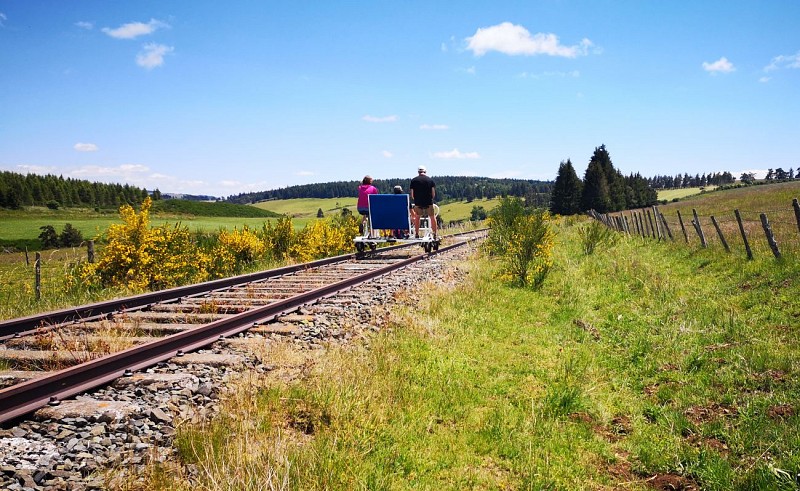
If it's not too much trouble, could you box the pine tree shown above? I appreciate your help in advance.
[550,159,583,215]
[581,160,611,213]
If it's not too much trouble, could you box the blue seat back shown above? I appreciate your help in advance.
[369,194,410,230]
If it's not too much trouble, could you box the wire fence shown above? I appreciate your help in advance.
[590,198,800,260]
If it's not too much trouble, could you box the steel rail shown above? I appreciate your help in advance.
[0,233,481,424]
[0,242,413,340]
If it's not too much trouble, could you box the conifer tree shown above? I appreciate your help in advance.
[550,159,583,215]
[581,159,611,213]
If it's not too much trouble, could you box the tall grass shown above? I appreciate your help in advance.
[129,217,800,490]
[623,181,800,258]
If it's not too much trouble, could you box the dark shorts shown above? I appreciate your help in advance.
[357,208,369,216]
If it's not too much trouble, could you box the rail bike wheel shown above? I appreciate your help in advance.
[355,242,365,253]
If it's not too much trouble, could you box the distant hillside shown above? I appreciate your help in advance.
[226,176,553,205]
[152,199,280,218]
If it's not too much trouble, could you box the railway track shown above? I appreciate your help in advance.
[0,229,486,425]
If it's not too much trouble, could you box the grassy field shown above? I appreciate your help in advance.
[131,216,800,490]
[624,181,800,259]
[252,197,357,218]
[253,196,500,223]
[656,186,714,201]
[438,198,499,223]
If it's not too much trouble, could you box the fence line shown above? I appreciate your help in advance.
[589,197,800,261]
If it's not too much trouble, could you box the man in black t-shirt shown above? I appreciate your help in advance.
[409,165,437,238]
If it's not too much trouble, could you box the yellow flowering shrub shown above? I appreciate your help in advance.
[289,215,359,262]
[260,216,296,260]
[75,198,210,290]
[487,197,555,289]
[500,212,555,288]
[72,200,361,292]
[209,227,266,276]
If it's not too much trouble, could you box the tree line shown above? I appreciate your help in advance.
[226,176,552,204]
[550,145,659,215]
[647,172,736,189]
[0,171,159,210]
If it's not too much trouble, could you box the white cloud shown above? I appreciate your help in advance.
[75,21,93,30]
[70,164,149,178]
[736,169,768,179]
[296,170,314,176]
[466,66,476,75]
[15,164,58,174]
[702,57,735,74]
[102,18,169,39]
[432,148,480,160]
[0,12,6,27]
[759,76,771,83]
[466,22,593,58]
[382,150,393,158]
[136,43,174,69]
[362,115,398,123]
[764,51,800,72]
[74,143,99,152]
[420,124,449,130]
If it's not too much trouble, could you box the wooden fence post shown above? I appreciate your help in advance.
[793,198,800,234]
[635,212,642,237]
[25,247,30,266]
[676,210,689,243]
[659,212,674,241]
[646,209,656,239]
[710,216,730,252]
[35,252,41,301]
[652,206,663,240]
[734,209,753,260]
[87,240,95,263]
[760,213,781,259]
[692,209,708,248]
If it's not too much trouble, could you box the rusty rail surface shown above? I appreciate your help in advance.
[0,231,485,424]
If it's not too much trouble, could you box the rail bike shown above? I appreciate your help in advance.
[353,194,441,253]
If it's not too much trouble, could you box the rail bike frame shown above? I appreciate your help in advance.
[353,194,441,253]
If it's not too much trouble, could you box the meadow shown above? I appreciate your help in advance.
[656,186,712,201]
[132,211,800,490]
[625,181,800,259]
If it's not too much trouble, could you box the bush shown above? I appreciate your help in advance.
[59,223,83,247]
[577,220,616,255]
[487,197,555,288]
[470,205,487,221]
[74,198,211,290]
[38,225,59,249]
[46,200,60,210]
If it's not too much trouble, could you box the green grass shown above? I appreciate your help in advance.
[252,196,500,223]
[437,198,499,223]
[252,197,357,218]
[137,218,800,490]
[152,199,281,218]
[657,186,715,201]
[626,180,800,258]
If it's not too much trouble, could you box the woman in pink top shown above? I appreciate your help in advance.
[356,175,378,216]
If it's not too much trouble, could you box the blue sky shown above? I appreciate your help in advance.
[1,1,799,197]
